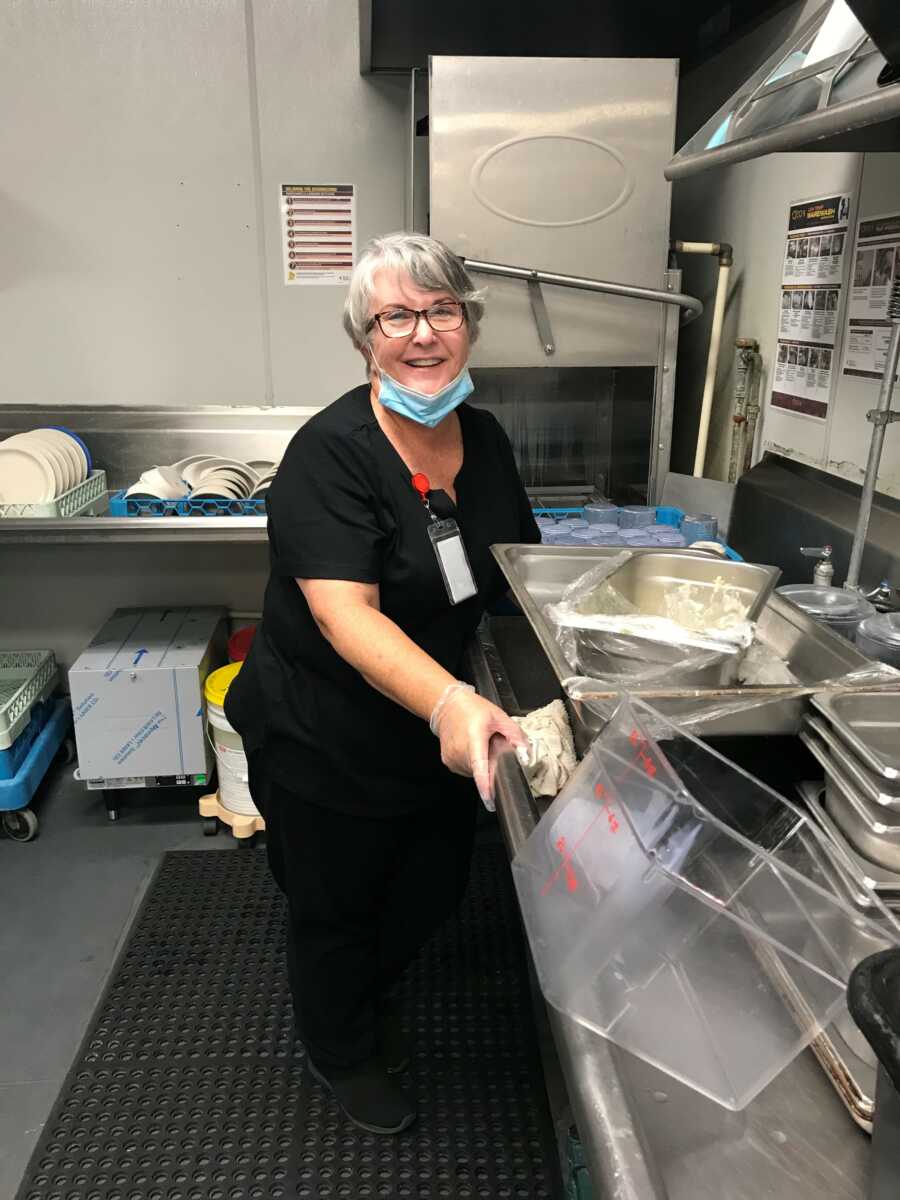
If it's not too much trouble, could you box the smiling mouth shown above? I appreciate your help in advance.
[404,358,444,368]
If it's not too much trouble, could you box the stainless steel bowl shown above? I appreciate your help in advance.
[568,550,778,687]
[595,551,781,623]
[573,628,740,686]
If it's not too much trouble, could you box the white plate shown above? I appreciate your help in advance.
[247,459,276,471]
[48,428,90,481]
[18,431,77,492]
[5,433,69,495]
[33,428,86,488]
[0,444,57,503]
[210,472,252,496]
[170,453,217,472]
[125,482,179,500]
[138,465,188,498]
[191,483,243,500]
[188,472,251,498]
[183,456,259,487]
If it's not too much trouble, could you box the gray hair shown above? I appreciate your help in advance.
[343,232,485,352]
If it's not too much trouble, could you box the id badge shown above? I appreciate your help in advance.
[427,518,478,605]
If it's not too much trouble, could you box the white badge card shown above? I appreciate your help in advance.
[427,519,478,605]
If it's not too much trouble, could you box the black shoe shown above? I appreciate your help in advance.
[379,1001,412,1075]
[308,1056,416,1135]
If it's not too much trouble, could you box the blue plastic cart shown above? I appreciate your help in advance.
[0,699,74,841]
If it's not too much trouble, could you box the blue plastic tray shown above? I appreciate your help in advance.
[0,698,71,813]
[109,492,267,517]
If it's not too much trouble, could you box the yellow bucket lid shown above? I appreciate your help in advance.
[205,661,242,708]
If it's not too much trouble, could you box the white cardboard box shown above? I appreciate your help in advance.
[69,607,227,784]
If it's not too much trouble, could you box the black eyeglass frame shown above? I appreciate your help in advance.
[365,301,467,338]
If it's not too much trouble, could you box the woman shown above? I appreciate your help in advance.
[226,231,540,1135]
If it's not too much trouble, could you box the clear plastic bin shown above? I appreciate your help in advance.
[512,695,897,1110]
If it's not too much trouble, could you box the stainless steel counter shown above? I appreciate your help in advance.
[0,516,268,544]
[468,620,872,1200]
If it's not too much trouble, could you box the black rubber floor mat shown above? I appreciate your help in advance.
[16,846,561,1200]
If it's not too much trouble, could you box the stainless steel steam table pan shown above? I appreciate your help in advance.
[493,544,888,748]
[810,691,900,781]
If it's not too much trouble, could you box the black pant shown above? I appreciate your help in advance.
[249,754,478,1070]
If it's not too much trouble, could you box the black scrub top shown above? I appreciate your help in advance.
[225,383,540,817]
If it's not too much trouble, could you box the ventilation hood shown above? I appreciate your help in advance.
[666,0,900,179]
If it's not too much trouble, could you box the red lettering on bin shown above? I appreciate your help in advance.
[640,752,657,779]
[555,837,579,893]
[540,835,581,896]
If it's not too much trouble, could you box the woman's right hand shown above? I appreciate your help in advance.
[433,687,528,803]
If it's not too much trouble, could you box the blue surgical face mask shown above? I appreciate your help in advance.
[373,359,474,429]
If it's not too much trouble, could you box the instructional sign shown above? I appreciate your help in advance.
[842,212,900,381]
[771,193,850,420]
[280,184,355,286]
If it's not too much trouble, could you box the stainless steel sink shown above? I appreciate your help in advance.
[492,544,889,747]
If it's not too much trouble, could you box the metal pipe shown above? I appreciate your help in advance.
[665,82,900,181]
[728,339,760,484]
[845,280,900,590]
[671,240,734,267]
[742,346,762,475]
[693,261,731,476]
[727,343,750,485]
[462,258,704,325]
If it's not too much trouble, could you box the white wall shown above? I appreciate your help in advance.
[672,152,864,478]
[826,153,900,494]
[0,0,407,409]
[672,151,900,499]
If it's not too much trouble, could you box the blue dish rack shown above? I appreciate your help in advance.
[109,492,268,517]
[0,699,74,841]
[531,503,743,561]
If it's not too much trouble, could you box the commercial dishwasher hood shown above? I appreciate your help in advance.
[666,0,900,180]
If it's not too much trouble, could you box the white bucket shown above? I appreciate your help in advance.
[207,700,259,816]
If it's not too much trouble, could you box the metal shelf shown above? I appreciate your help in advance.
[0,517,269,545]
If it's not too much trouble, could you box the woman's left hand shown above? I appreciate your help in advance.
[433,688,528,803]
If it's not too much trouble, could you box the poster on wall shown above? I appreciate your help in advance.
[842,212,900,381]
[771,193,851,420]
[771,340,834,418]
[280,184,355,286]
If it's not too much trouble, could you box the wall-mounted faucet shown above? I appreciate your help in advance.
[801,545,834,587]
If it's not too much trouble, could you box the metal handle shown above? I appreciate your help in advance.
[801,545,832,559]
[462,257,704,325]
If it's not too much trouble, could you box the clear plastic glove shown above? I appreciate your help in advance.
[430,683,528,806]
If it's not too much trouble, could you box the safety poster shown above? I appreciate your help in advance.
[771,193,851,420]
[280,184,355,286]
[842,212,900,381]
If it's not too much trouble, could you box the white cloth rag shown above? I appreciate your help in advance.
[512,699,578,799]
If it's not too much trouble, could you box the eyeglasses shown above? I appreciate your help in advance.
[366,301,466,338]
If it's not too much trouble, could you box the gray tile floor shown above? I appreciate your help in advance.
[0,764,230,1199]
